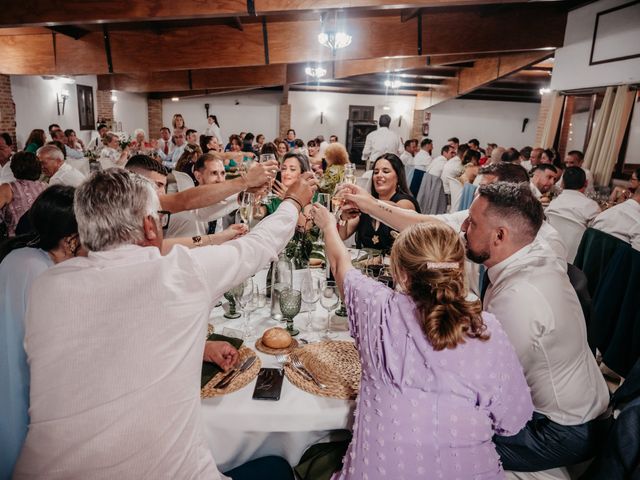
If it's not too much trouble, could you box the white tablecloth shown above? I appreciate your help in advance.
[201,267,355,472]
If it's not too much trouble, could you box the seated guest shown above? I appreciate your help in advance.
[312,205,532,480]
[500,147,520,163]
[591,185,640,251]
[98,132,129,170]
[425,144,453,178]
[156,126,173,157]
[14,168,314,480]
[458,149,481,184]
[307,139,322,169]
[399,139,417,165]
[159,130,187,170]
[276,139,289,162]
[520,146,533,171]
[51,129,84,161]
[530,164,557,203]
[129,128,153,156]
[338,153,419,253]
[185,128,198,145]
[609,167,639,205]
[64,129,85,153]
[440,144,465,195]
[564,150,594,194]
[23,129,46,154]
[0,185,81,480]
[37,145,85,187]
[255,133,265,151]
[409,137,432,169]
[0,152,47,236]
[319,142,349,194]
[541,148,555,164]
[546,166,600,228]
[174,143,203,182]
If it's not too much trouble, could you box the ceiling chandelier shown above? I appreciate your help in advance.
[317,31,352,51]
[384,79,401,89]
[305,66,327,78]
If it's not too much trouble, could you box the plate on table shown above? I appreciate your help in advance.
[201,347,261,398]
[284,341,361,400]
[255,337,299,355]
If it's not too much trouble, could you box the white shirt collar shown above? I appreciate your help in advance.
[486,241,534,285]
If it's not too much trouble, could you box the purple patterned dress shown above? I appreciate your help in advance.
[333,269,533,480]
[1,180,47,236]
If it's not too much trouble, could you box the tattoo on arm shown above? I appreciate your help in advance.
[376,200,393,213]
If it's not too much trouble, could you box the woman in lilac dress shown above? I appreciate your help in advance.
[311,205,533,480]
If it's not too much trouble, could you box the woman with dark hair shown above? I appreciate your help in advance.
[311,207,532,480]
[0,185,81,478]
[174,143,203,181]
[0,152,47,237]
[255,134,265,151]
[260,142,278,158]
[337,153,419,252]
[24,129,46,154]
[204,115,222,144]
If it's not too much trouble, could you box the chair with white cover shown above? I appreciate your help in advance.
[173,170,195,192]
[449,178,464,213]
[545,212,586,264]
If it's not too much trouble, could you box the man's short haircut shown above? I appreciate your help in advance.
[479,163,529,184]
[441,145,452,155]
[330,135,338,141]
[420,138,432,148]
[37,144,64,161]
[519,146,532,160]
[185,129,197,138]
[75,169,159,252]
[315,135,325,143]
[244,132,255,142]
[160,126,170,133]
[125,154,169,177]
[501,148,520,163]
[533,164,558,175]
[404,139,414,149]
[567,150,584,162]
[287,129,296,135]
[97,123,108,131]
[194,153,223,172]
[468,138,479,147]
[487,143,498,149]
[563,166,587,190]
[447,137,460,145]
[462,149,481,166]
[64,129,75,137]
[477,181,544,242]
[379,115,391,127]
[48,124,61,134]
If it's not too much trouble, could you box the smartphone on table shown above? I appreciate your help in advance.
[252,368,284,401]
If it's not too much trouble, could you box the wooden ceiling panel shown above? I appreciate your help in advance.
[0,34,54,74]
[191,64,286,89]
[55,32,108,75]
[108,23,265,73]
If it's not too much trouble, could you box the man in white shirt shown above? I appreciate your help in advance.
[156,126,174,157]
[426,144,454,178]
[530,164,557,199]
[399,139,417,165]
[591,189,640,251]
[546,167,600,228]
[15,168,315,480]
[440,139,463,195]
[361,114,403,170]
[88,123,108,155]
[37,144,85,188]
[160,131,187,169]
[410,137,432,169]
[564,150,595,194]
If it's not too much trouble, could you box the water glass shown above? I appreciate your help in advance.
[319,281,340,340]
[279,288,302,336]
[300,271,321,330]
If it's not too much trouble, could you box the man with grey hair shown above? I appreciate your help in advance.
[37,144,85,188]
[16,168,316,479]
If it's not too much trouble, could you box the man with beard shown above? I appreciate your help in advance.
[338,172,607,478]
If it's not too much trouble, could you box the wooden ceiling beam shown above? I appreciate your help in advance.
[0,0,561,27]
[0,6,565,75]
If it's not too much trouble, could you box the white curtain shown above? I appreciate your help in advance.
[584,85,636,186]
[539,92,564,149]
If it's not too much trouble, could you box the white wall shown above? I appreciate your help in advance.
[426,99,540,150]
[162,91,281,142]
[552,0,640,91]
[289,90,415,144]
[11,75,98,148]
[113,91,149,137]
[623,100,640,166]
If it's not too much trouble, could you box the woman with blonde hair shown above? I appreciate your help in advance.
[311,207,533,480]
[172,113,186,133]
[319,142,349,194]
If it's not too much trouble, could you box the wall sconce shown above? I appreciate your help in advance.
[111,90,118,102]
[320,112,324,124]
[398,115,402,127]
[56,89,69,116]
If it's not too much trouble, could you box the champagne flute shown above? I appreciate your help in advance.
[344,163,357,185]
[319,281,340,340]
[300,271,321,330]
[314,193,332,246]
[260,153,277,201]
[237,191,254,230]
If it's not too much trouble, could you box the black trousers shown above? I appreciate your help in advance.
[223,456,294,480]
[493,412,611,472]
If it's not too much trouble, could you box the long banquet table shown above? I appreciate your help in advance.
[201,267,355,472]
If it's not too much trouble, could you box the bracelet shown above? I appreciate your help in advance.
[284,196,304,212]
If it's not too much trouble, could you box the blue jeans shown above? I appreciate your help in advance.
[224,456,294,480]
[493,412,611,472]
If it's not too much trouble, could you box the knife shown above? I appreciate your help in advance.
[215,356,257,389]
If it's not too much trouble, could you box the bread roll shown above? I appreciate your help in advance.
[262,327,292,349]
[308,258,323,268]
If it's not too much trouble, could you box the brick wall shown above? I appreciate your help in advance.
[147,98,163,138]
[0,75,16,146]
[411,109,424,140]
[278,104,291,139]
[96,90,114,129]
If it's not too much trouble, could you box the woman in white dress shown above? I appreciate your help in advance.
[98,133,129,170]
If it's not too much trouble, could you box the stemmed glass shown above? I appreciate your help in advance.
[279,288,302,336]
[237,191,254,230]
[232,278,257,339]
[300,271,321,330]
[320,281,340,340]
[260,153,277,202]
[314,193,331,246]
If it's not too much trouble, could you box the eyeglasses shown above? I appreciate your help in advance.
[157,210,171,230]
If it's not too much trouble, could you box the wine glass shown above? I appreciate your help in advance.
[300,271,321,330]
[344,163,357,185]
[315,193,331,209]
[279,288,302,336]
[237,191,254,230]
[319,281,340,340]
[260,153,277,201]
[232,278,256,339]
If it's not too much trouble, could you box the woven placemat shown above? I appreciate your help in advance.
[201,347,261,398]
[284,341,361,400]
[255,337,299,355]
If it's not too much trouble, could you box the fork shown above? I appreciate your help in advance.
[275,354,289,373]
[290,353,326,389]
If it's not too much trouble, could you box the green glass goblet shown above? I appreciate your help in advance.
[279,288,302,337]
[223,290,241,319]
